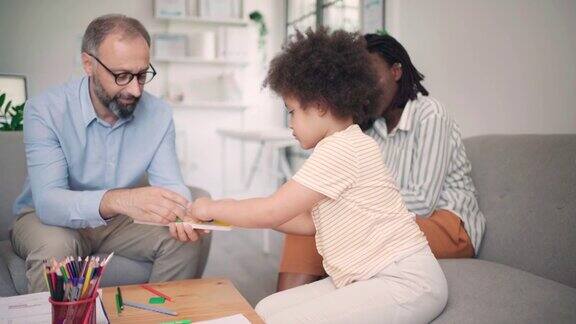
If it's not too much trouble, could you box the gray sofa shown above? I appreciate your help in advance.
[0,131,212,296]
[434,134,576,323]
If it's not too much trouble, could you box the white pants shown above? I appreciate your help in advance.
[256,246,447,324]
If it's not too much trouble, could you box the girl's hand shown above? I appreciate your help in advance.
[187,197,214,222]
[170,198,214,241]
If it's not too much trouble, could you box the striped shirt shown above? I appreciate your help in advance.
[365,94,485,253]
[293,124,428,288]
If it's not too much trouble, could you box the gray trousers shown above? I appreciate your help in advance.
[11,212,211,293]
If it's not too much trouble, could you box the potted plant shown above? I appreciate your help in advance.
[0,92,24,131]
[0,92,25,170]
[249,10,268,65]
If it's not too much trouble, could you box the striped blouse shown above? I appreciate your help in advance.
[365,94,486,253]
[293,124,428,288]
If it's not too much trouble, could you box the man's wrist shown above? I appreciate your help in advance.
[99,188,130,219]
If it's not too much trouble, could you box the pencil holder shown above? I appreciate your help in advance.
[49,292,98,324]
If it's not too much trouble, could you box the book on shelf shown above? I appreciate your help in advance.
[155,0,187,18]
[199,0,242,20]
[153,34,188,58]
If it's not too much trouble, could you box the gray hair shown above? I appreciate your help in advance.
[81,14,151,55]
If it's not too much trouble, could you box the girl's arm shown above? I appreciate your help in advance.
[190,180,325,229]
[273,210,315,236]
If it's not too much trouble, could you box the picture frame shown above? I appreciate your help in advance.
[0,74,27,106]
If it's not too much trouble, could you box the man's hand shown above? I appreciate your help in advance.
[168,222,204,242]
[100,187,189,224]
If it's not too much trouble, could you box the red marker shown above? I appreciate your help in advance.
[140,284,174,302]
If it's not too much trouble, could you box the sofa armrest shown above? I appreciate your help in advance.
[465,134,576,288]
[0,241,19,296]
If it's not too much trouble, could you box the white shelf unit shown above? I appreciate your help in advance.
[170,100,248,111]
[156,16,249,27]
[153,56,249,66]
[153,0,254,198]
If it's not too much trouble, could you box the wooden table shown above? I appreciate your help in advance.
[101,278,263,323]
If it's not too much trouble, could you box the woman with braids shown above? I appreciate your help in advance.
[278,33,486,291]
[181,29,448,323]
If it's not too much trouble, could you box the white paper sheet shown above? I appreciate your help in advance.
[0,290,108,324]
[195,313,251,324]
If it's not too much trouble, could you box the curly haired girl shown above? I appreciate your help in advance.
[181,28,448,323]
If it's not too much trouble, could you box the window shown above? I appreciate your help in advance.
[283,1,381,169]
[286,0,361,36]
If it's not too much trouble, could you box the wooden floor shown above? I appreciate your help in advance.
[202,228,284,307]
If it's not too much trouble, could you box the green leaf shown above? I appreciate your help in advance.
[376,29,389,36]
[0,94,25,131]
[10,113,22,130]
[249,11,263,22]
[2,101,11,118]
[12,103,23,117]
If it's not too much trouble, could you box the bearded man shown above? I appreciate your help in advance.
[11,14,210,293]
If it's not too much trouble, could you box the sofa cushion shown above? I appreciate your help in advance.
[433,259,576,324]
[0,242,17,296]
[464,134,576,288]
[0,132,26,241]
[0,240,27,294]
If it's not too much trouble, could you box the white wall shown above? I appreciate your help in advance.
[0,0,287,198]
[386,0,576,137]
[6,0,574,194]
[0,1,164,95]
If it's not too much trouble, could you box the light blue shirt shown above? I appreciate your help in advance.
[13,77,190,228]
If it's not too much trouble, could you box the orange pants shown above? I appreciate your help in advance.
[279,209,474,276]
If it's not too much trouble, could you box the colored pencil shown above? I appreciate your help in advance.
[140,284,174,302]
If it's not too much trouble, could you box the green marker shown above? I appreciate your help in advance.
[116,286,124,310]
[115,293,122,315]
[149,296,166,304]
[160,320,191,324]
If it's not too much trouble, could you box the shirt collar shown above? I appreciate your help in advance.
[395,96,416,132]
[80,77,97,127]
[372,94,420,138]
[80,76,135,128]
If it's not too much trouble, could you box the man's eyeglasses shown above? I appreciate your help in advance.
[87,53,157,86]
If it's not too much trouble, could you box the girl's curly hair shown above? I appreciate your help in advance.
[264,28,382,125]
